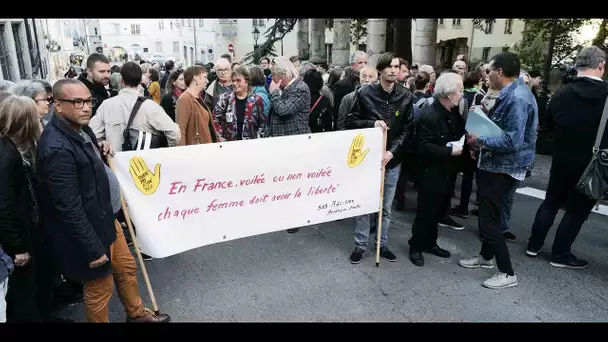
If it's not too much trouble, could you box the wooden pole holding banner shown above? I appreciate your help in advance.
[375,129,388,267]
[108,157,161,315]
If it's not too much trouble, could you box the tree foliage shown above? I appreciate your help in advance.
[592,18,608,50]
[243,19,296,63]
[513,19,588,72]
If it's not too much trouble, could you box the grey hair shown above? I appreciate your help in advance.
[0,80,15,91]
[433,72,463,99]
[8,80,47,100]
[419,64,435,75]
[140,63,152,74]
[575,46,606,70]
[109,73,123,92]
[215,58,231,70]
[271,56,299,80]
[350,51,367,65]
[299,61,317,76]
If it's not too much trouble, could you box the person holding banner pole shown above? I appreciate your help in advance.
[345,52,415,264]
[36,79,170,322]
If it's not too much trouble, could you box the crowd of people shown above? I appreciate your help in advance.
[0,44,606,322]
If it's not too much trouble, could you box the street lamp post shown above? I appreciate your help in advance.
[252,26,260,65]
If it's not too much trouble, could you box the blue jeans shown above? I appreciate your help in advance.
[500,179,519,232]
[354,164,401,250]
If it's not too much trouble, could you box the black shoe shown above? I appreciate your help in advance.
[140,252,153,261]
[549,253,589,269]
[409,251,424,267]
[286,228,299,234]
[526,170,532,178]
[380,247,397,262]
[503,231,517,243]
[525,242,542,257]
[450,205,469,219]
[424,245,451,258]
[438,217,465,231]
[471,208,479,216]
[349,247,365,264]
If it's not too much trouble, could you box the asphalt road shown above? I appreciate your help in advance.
[58,156,608,322]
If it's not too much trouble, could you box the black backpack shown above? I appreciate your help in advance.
[121,96,168,151]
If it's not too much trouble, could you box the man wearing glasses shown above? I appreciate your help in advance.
[204,58,233,109]
[36,79,171,323]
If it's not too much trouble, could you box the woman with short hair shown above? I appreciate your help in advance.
[213,65,266,141]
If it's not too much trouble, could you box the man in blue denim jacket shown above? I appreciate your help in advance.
[0,245,14,322]
[459,52,538,290]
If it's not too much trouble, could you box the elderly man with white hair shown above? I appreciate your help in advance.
[268,56,312,234]
[453,60,467,77]
[408,72,466,268]
[204,58,233,109]
[331,51,369,127]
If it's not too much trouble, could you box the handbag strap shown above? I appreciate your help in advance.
[126,96,147,130]
[309,96,323,113]
[593,95,608,151]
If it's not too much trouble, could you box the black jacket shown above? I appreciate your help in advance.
[160,93,178,122]
[346,81,415,169]
[415,100,466,194]
[332,76,359,127]
[78,73,111,117]
[547,77,608,173]
[36,115,116,282]
[0,136,36,258]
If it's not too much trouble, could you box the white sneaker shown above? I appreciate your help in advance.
[482,272,518,289]
[458,256,495,269]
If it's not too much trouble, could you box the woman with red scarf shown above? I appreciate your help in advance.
[160,69,185,122]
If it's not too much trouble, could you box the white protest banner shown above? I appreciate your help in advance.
[112,128,383,258]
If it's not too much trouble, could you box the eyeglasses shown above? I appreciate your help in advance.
[217,68,230,73]
[56,98,94,109]
[35,98,50,104]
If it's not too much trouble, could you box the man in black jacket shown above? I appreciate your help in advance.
[408,73,466,267]
[346,52,415,264]
[527,46,608,269]
[332,51,369,128]
[37,79,170,323]
[78,53,112,117]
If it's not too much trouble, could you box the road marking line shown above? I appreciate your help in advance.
[516,187,608,217]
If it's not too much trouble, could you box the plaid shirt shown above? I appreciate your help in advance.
[269,77,311,137]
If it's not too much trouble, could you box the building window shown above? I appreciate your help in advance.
[438,19,444,26]
[0,25,13,80]
[170,22,173,30]
[183,46,187,62]
[94,28,98,35]
[253,19,266,27]
[143,48,148,53]
[131,24,141,35]
[502,46,509,52]
[482,47,491,61]
[190,47,194,64]
[484,20,494,34]
[156,42,162,53]
[199,19,204,27]
[112,23,120,34]
[504,19,513,34]
[159,20,165,30]
[173,41,179,53]
[12,24,26,79]
[325,43,333,64]
[358,43,366,53]
[181,19,185,27]
[452,19,462,27]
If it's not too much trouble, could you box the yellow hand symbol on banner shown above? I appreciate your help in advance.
[129,156,161,195]
[347,133,370,168]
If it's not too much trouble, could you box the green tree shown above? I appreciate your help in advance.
[513,19,588,72]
